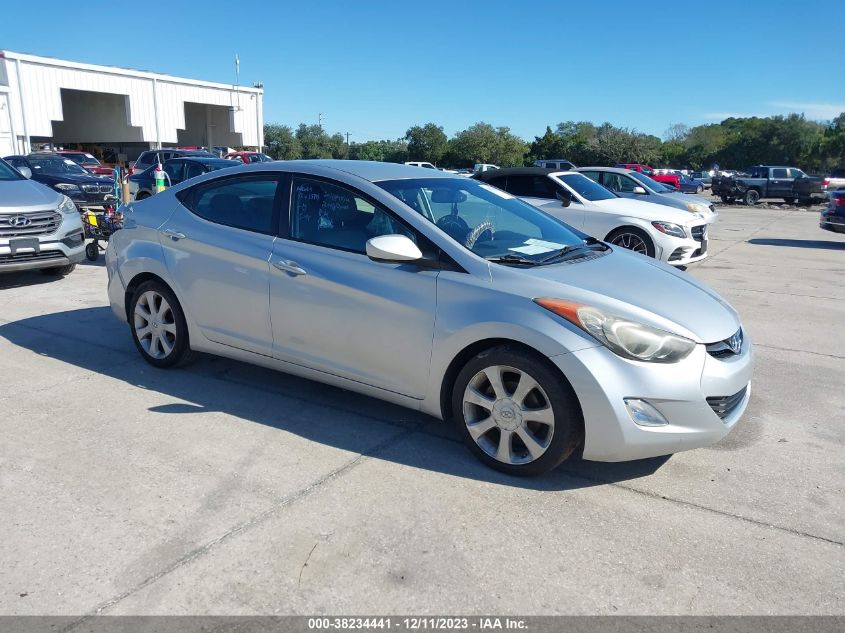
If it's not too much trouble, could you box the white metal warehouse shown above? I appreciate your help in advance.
[0,50,263,161]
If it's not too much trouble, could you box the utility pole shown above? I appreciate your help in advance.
[318,113,324,130]
[345,132,351,146]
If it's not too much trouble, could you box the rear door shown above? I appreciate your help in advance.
[158,172,283,356]
[501,175,585,228]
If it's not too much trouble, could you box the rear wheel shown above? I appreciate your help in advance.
[452,346,583,476]
[85,242,99,261]
[606,227,655,258]
[129,281,193,368]
[40,264,76,277]
[744,189,761,205]
[136,192,151,201]
[696,185,704,194]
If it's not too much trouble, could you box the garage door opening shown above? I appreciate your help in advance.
[178,102,243,149]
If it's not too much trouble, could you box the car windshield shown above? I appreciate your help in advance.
[629,171,672,192]
[554,173,617,201]
[28,156,89,175]
[377,177,588,263]
[0,159,24,181]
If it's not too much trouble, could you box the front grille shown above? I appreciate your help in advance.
[0,211,62,238]
[691,225,706,241]
[82,184,99,194]
[0,251,66,264]
[706,328,743,359]
[100,184,114,194]
[707,386,748,421]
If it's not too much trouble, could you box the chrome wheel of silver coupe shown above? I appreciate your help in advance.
[129,280,193,368]
[453,346,583,475]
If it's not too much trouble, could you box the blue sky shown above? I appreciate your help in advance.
[2,1,843,142]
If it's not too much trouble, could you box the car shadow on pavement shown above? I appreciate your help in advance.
[747,238,845,250]
[0,270,64,290]
[0,306,670,491]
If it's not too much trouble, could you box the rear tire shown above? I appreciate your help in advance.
[606,227,656,258]
[451,345,584,476]
[136,192,151,201]
[40,264,76,276]
[744,189,761,205]
[696,185,704,194]
[85,242,99,261]
[129,280,194,368]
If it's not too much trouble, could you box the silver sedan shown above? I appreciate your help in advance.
[106,160,753,475]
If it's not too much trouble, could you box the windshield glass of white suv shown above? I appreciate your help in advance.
[554,173,617,201]
[29,157,89,175]
[377,177,587,263]
[0,160,24,180]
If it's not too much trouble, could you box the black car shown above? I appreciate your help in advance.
[128,157,239,200]
[130,148,216,175]
[820,190,845,234]
[4,153,116,209]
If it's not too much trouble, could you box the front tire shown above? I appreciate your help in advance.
[452,345,584,476]
[40,263,76,276]
[606,227,656,258]
[696,185,704,194]
[129,281,193,368]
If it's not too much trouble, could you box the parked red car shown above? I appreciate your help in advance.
[615,163,680,190]
[223,151,273,164]
[56,151,116,176]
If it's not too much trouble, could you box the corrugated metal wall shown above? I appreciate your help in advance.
[0,53,263,149]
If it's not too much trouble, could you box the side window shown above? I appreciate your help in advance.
[8,158,27,169]
[183,163,205,180]
[484,176,509,191]
[788,168,805,178]
[580,171,601,184]
[290,177,411,254]
[772,168,788,178]
[530,176,558,199]
[183,175,278,234]
[503,175,534,197]
[164,161,185,182]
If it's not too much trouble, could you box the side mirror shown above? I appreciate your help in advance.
[555,189,571,208]
[366,234,423,263]
[633,186,646,195]
[18,166,32,179]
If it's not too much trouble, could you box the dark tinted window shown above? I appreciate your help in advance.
[772,168,788,178]
[163,161,186,182]
[505,175,558,199]
[0,158,24,180]
[183,175,278,234]
[183,162,205,180]
[484,176,509,190]
[290,177,412,253]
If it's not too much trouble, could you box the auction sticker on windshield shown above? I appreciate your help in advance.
[509,238,565,255]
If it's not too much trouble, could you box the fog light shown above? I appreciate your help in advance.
[624,398,669,427]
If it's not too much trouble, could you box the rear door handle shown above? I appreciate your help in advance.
[272,259,307,276]
[162,229,186,241]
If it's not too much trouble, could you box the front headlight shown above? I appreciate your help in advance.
[55,183,80,192]
[57,195,78,216]
[651,221,687,238]
[534,299,697,363]
[686,202,709,214]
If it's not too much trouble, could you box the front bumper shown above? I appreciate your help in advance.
[655,229,708,266]
[551,333,753,462]
[820,217,845,233]
[65,189,117,209]
[0,238,85,272]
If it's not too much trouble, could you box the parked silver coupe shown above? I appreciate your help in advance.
[106,161,753,475]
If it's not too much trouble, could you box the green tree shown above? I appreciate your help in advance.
[448,122,527,167]
[263,124,301,160]
[295,124,333,159]
[405,123,448,164]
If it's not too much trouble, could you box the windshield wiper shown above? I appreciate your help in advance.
[537,244,589,264]
[485,254,542,266]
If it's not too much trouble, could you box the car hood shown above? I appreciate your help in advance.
[660,190,712,207]
[0,179,63,212]
[494,247,740,344]
[590,197,703,225]
[36,172,111,184]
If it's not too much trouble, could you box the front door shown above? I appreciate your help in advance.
[269,176,438,398]
[158,172,282,356]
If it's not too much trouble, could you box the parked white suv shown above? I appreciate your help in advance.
[0,158,85,276]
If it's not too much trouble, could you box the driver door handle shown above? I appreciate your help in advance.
[162,229,186,241]
[272,259,307,276]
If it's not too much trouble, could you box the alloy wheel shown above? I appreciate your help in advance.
[462,365,555,465]
[134,290,177,359]
[610,232,648,254]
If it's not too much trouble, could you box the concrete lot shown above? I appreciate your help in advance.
[1,206,843,618]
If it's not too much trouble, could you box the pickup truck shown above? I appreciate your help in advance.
[711,166,823,205]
